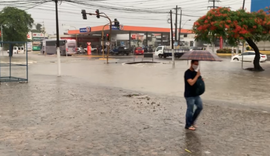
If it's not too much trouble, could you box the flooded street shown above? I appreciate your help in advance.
[30,54,270,108]
[0,53,270,155]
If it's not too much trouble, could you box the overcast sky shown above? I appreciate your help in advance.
[1,0,252,34]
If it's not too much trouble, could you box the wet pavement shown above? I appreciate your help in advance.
[0,53,270,155]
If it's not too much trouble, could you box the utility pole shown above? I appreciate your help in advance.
[53,0,61,76]
[174,5,178,44]
[170,10,175,68]
[208,0,220,9]
[178,9,182,46]
[207,0,221,53]
[42,21,45,52]
[1,25,3,56]
[242,0,245,9]
[241,0,246,69]
[173,6,181,44]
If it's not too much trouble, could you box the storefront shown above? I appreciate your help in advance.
[67,25,193,50]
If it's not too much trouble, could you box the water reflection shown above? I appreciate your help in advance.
[30,57,270,107]
[184,131,202,156]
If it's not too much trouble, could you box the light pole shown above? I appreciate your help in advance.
[1,25,3,56]
[42,21,45,42]
[62,24,77,46]
[179,19,191,47]
[241,0,246,69]
[53,0,61,77]
[88,11,112,64]
[170,10,175,68]
[182,19,191,28]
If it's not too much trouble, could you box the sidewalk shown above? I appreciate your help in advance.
[0,75,269,156]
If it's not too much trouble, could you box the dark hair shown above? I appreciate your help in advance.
[191,60,199,64]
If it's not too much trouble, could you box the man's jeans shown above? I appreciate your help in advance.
[185,96,203,129]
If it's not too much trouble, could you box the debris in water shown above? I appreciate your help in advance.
[185,149,191,153]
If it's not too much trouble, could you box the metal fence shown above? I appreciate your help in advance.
[0,41,28,82]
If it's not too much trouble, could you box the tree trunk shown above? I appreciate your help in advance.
[236,45,239,55]
[245,38,264,71]
[211,41,215,53]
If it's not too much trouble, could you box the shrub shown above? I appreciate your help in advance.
[217,48,232,53]
[217,48,241,53]
[233,49,241,53]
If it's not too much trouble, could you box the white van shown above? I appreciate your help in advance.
[13,46,25,54]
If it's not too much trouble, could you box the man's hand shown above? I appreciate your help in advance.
[187,70,201,86]
[196,70,201,77]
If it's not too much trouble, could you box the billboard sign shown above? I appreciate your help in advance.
[251,0,270,12]
[27,32,32,40]
[80,27,91,33]
[112,25,124,30]
[32,37,43,41]
[32,33,44,37]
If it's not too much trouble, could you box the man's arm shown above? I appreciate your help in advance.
[187,70,201,86]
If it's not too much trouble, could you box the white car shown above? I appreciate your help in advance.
[7,46,25,54]
[84,47,97,52]
[232,51,267,62]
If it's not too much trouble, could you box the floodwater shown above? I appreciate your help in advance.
[29,54,270,108]
[1,54,270,155]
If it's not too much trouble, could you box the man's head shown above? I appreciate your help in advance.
[191,60,199,71]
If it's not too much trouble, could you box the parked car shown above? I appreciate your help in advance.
[7,46,25,54]
[232,51,267,62]
[77,47,86,54]
[84,47,97,53]
[134,47,144,55]
[110,46,131,55]
[190,47,206,51]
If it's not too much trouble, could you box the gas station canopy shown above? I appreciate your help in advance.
[68,25,193,35]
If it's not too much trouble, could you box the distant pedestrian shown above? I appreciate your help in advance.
[184,60,204,131]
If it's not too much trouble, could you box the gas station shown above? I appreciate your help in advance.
[66,25,193,51]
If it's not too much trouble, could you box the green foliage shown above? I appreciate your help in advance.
[216,48,231,53]
[246,46,251,50]
[36,23,42,32]
[0,7,34,42]
[217,48,241,53]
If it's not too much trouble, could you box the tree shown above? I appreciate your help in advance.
[0,7,34,42]
[36,23,42,32]
[193,7,270,71]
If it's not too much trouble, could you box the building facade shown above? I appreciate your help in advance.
[251,0,270,12]
[251,0,270,51]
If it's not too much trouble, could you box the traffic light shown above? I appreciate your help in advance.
[106,34,110,41]
[81,10,87,20]
[114,18,119,29]
[96,9,100,18]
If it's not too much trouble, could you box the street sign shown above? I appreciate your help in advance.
[120,41,125,46]
[112,25,124,30]
[106,42,110,46]
[32,37,43,41]
[79,27,91,33]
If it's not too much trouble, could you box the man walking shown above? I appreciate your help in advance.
[184,60,204,131]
